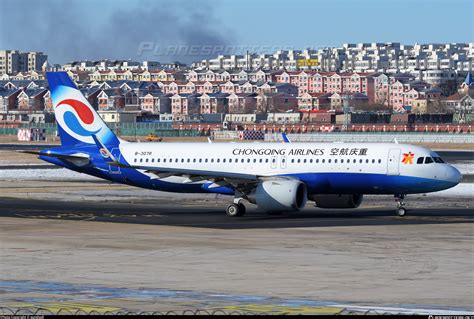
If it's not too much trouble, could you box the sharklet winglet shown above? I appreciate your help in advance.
[91,134,117,163]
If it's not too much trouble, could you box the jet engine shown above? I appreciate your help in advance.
[311,194,363,209]
[248,180,307,212]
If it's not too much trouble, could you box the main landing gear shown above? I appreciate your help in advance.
[395,194,407,217]
[226,198,246,217]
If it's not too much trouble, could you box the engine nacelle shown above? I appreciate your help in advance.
[311,194,363,209]
[249,180,307,212]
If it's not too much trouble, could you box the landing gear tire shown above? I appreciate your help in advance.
[396,207,406,217]
[226,203,246,217]
[394,194,407,217]
[237,203,246,216]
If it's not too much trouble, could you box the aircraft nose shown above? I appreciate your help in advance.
[445,165,462,185]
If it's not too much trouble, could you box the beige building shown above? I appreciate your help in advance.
[0,50,47,75]
[98,110,139,123]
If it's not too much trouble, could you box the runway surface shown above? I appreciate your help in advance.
[1,196,473,229]
[1,192,473,314]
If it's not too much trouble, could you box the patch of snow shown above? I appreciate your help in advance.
[424,183,474,197]
[451,161,474,175]
[0,168,100,181]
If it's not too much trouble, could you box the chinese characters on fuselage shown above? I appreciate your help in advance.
[232,148,368,156]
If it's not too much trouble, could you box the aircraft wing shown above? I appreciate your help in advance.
[112,161,260,181]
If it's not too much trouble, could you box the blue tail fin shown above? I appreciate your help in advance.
[46,72,120,148]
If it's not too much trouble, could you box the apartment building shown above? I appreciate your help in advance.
[193,43,473,85]
[0,50,47,75]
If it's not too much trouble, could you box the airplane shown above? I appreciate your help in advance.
[29,72,462,218]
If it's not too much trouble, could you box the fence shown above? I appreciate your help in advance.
[265,132,474,144]
[0,306,442,316]
[0,307,279,316]
[212,130,240,140]
[0,122,201,138]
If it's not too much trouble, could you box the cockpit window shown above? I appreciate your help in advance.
[417,157,424,164]
[433,157,444,163]
[424,157,433,164]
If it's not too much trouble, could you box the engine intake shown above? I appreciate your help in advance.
[249,180,307,212]
[311,194,363,209]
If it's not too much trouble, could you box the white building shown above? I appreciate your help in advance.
[193,42,473,84]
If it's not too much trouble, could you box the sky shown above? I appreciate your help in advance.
[0,0,473,64]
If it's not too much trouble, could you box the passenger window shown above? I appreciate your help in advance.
[291,159,295,163]
[253,159,256,163]
[359,159,363,163]
[140,158,143,163]
[372,159,375,163]
[223,159,226,163]
[282,158,286,163]
[241,159,244,163]
[199,159,202,163]
[211,159,214,163]
[353,159,357,163]
[425,157,433,164]
[328,159,331,163]
[163,158,167,163]
[229,159,232,163]
[315,159,319,163]
[181,159,184,163]
[297,159,301,163]
[378,159,381,163]
[259,159,263,163]
[205,159,208,163]
[187,159,190,163]
[265,159,269,163]
[134,158,137,163]
[309,159,313,163]
[303,159,307,163]
[193,159,196,163]
[417,157,424,164]
[322,159,325,163]
[366,159,369,163]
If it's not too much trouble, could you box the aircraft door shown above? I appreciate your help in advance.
[387,149,400,176]
[108,148,121,174]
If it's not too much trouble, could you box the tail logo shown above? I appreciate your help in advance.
[57,99,101,137]
[55,98,103,143]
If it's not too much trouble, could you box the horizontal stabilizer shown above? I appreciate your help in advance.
[18,150,90,166]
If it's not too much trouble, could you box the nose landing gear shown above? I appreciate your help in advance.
[395,194,406,217]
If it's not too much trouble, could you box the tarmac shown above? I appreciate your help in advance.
[0,148,473,315]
